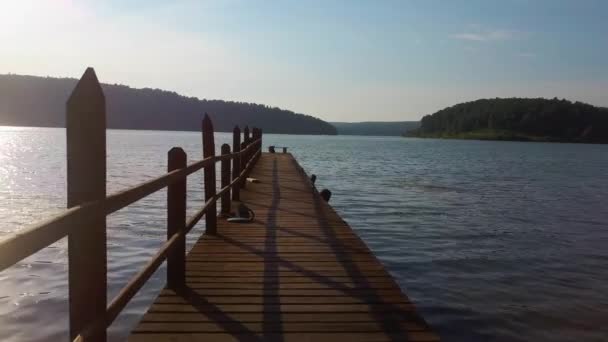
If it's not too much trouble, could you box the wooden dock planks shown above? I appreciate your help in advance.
[130,153,439,342]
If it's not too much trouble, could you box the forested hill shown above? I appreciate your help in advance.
[331,121,419,136]
[411,98,608,143]
[0,74,337,135]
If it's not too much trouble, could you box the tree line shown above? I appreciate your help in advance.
[0,74,337,135]
[410,98,608,143]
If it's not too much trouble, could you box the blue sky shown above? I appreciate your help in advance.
[1,0,607,121]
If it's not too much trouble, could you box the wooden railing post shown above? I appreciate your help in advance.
[244,125,250,144]
[244,125,251,170]
[259,128,263,152]
[260,129,264,161]
[167,147,186,290]
[232,126,241,201]
[254,127,260,163]
[244,126,251,173]
[255,128,261,162]
[202,114,217,234]
[66,67,107,342]
[240,126,249,189]
[220,144,231,215]
[251,128,258,164]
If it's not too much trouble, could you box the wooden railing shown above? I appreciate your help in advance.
[0,68,263,342]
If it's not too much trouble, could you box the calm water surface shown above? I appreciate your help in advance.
[1,127,607,341]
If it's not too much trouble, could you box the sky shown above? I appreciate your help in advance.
[1,0,607,122]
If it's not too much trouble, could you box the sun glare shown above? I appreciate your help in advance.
[0,0,80,32]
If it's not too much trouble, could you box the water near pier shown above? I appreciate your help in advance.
[1,127,607,341]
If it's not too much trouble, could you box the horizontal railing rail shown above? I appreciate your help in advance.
[0,67,264,342]
[0,142,260,272]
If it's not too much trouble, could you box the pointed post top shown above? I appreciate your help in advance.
[232,125,241,153]
[67,67,104,107]
[202,113,215,139]
[202,113,215,158]
[81,67,98,82]
[202,113,213,129]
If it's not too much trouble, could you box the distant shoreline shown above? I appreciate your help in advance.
[0,74,338,135]
[0,123,340,135]
[407,129,608,144]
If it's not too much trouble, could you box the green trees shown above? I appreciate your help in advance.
[412,98,608,143]
[0,74,337,135]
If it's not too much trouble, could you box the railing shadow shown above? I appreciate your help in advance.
[174,286,264,342]
[262,158,283,341]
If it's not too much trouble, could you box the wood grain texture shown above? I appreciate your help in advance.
[129,153,438,341]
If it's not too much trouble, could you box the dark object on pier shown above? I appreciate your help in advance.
[320,189,332,202]
[310,174,317,185]
[269,146,288,153]
[227,203,255,223]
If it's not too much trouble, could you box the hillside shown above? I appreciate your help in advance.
[409,98,608,143]
[0,74,337,135]
[331,121,419,136]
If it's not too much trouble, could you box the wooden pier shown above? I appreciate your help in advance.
[130,152,438,341]
[0,68,438,341]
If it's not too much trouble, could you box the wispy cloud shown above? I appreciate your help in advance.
[450,28,519,42]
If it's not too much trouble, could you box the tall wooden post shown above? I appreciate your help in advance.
[241,139,249,189]
[220,144,231,215]
[252,127,261,163]
[251,128,258,164]
[243,125,251,178]
[202,114,217,234]
[254,128,261,162]
[232,126,241,201]
[259,129,263,162]
[66,67,107,341]
[167,147,186,290]
[244,125,250,144]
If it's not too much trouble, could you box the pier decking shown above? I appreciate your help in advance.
[130,153,439,342]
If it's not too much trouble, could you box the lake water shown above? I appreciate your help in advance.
[1,127,607,341]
